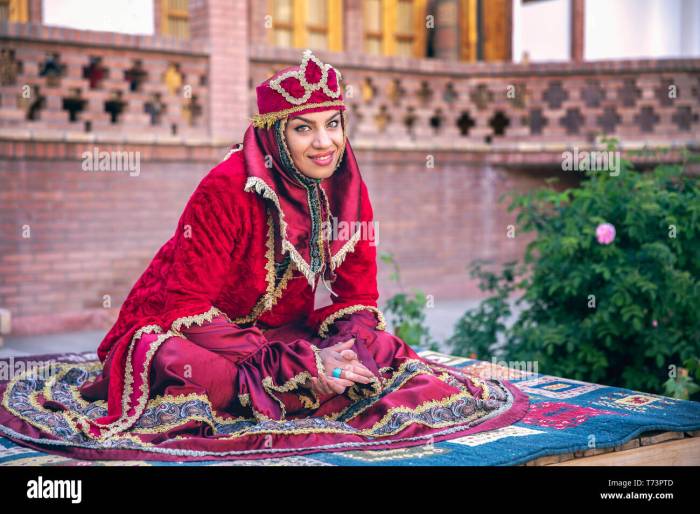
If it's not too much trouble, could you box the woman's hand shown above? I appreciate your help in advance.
[306,339,376,398]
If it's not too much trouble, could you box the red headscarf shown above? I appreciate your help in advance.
[240,49,369,296]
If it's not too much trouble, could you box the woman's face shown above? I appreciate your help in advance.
[284,110,344,180]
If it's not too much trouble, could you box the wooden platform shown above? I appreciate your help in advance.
[523,430,700,466]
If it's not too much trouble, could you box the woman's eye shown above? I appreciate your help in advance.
[294,120,339,132]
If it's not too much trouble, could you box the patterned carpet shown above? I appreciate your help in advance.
[1,350,699,466]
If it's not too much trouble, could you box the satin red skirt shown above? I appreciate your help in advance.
[0,314,529,461]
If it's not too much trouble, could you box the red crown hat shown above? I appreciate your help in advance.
[251,49,346,129]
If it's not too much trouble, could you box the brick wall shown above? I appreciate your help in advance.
[0,140,226,335]
[1,0,698,336]
[0,139,574,335]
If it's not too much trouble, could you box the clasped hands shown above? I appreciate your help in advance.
[303,339,375,399]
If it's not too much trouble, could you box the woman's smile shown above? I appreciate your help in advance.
[308,149,336,166]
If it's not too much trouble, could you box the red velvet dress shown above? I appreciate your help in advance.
[0,145,529,461]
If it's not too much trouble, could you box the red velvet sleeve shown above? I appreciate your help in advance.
[306,181,387,339]
[159,168,242,329]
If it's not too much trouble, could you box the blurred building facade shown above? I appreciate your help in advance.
[0,0,699,335]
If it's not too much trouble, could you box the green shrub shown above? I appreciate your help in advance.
[380,252,439,350]
[447,145,700,399]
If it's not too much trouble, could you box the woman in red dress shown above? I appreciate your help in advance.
[0,49,529,461]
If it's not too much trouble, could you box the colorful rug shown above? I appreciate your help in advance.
[1,350,699,466]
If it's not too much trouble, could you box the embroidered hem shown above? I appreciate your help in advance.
[1,356,522,452]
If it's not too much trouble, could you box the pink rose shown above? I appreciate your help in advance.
[596,223,616,245]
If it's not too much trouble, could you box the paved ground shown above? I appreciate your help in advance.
[0,329,105,359]
[0,298,520,358]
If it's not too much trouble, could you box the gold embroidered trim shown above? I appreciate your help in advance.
[1,362,72,437]
[310,343,326,377]
[469,376,491,401]
[346,376,383,401]
[1,361,82,436]
[322,358,424,422]
[89,329,175,440]
[244,176,319,288]
[317,304,387,338]
[3,357,507,443]
[258,342,326,419]
[268,50,343,106]
[43,362,254,433]
[250,100,346,129]
[73,307,227,440]
[277,116,329,276]
[43,361,107,410]
[171,306,228,334]
[0,331,172,442]
[83,323,163,433]
[230,209,296,325]
[320,361,489,437]
[330,226,363,270]
[245,109,351,289]
[133,324,162,342]
[132,392,250,435]
[298,390,320,410]
[220,142,243,163]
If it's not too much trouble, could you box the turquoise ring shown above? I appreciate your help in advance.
[332,367,343,379]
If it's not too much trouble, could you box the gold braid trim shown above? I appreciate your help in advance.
[261,372,314,419]
[85,324,161,432]
[230,209,296,325]
[259,343,326,419]
[171,306,228,335]
[44,361,107,410]
[127,392,251,435]
[44,362,260,432]
[315,182,360,272]
[3,357,507,442]
[245,109,350,286]
[469,376,491,401]
[310,343,326,376]
[322,358,424,422]
[132,324,162,341]
[346,375,384,401]
[65,327,175,440]
[74,307,228,440]
[317,304,387,338]
[1,361,85,437]
[244,176,318,288]
[250,100,346,129]
[331,227,363,270]
[220,142,244,163]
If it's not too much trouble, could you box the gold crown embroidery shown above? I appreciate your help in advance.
[269,49,343,105]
